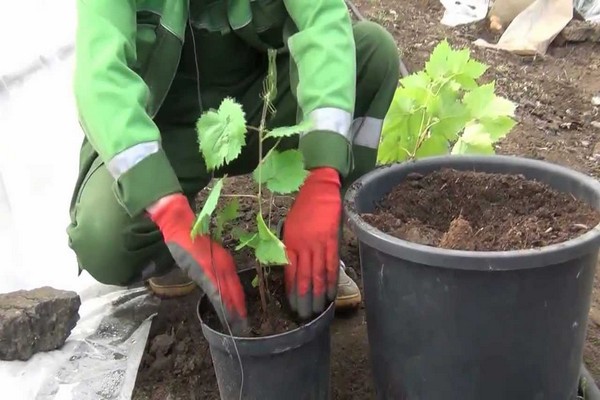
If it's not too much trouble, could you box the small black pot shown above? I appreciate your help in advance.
[344,155,600,400]
[197,269,335,400]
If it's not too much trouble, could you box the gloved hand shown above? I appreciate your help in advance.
[282,167,342,319]
[147,194,248,334]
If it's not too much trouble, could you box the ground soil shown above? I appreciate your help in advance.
[133,1,600,398]
[363,169,600,251]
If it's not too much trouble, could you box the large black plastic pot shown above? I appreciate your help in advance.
[197,269,335,400]
[344,155,600,400]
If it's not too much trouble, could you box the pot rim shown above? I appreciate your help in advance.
[344,154,600,271]
[197,268,336,345]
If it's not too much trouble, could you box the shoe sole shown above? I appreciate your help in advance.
[147,280,197,299]
[335,292,362,309]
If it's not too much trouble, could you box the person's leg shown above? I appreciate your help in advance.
[347,21,400,186]
[66,133,210,293]
[336,21,400,308]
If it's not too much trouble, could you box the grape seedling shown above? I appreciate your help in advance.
[378,39,517,163]
[191,49,311,321]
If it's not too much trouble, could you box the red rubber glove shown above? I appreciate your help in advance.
[283,167,342,319]
[147,194,248,334]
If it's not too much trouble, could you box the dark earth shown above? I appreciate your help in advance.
[201,270,304,337]
[133,0,600,398]
[363,169,600,251]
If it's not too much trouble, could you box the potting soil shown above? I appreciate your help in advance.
[363,168,600,251]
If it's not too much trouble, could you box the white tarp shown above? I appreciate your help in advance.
[439,0,600,26]
[0,2,155,398]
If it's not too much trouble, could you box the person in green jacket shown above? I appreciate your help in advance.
[67,0,399,333]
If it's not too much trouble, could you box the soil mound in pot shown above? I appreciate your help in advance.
[363,168,600,251]
[202,271,304,337]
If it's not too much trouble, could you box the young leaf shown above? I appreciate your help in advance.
[407,110,428,155]
[463,82,495,119]
[378,114,411,164]
[451,137,495,155]
[197,98,247,171]
[265,119,312,139]
[253,149,308,194]
[450,122,495,155]
[255,214,288,265]
[235,230,259,251]
[429,100,470,141]
[400,72,432,107]
[214,198,240,243]
[480,115,517,141]
[191,178,225,239]
[462,59,488,80]
[425,39,451,80]
[415,134,449,159]
[447,48,470,75]
[463,83,517,120]
[251,274,259,288]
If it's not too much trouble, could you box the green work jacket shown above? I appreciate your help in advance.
[74,0,356,217]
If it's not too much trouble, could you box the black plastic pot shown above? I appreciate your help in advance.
[344,155,600,400]
[197,269,335,400]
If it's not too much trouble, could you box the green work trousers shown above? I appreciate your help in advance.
[66,21,400,286]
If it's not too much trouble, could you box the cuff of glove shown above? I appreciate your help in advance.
[112,148,183,217]
[299,130,353,177]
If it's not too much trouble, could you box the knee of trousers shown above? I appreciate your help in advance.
[68,212,147,287]
[354,21,400,85]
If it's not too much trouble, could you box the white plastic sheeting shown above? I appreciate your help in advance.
[576,0,600,21]
[0,1,156,398]
[439,0,600,25]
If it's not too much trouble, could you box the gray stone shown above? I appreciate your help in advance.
[0,286,81,361]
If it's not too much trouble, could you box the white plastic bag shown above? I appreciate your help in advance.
[440,0,491,26]
[575,0,600,22]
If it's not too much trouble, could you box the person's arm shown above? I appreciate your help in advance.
[74,0,182,217]
[280,0,356,318]
[283,0,356,177]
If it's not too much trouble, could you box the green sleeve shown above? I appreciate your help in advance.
[283,0,356,177]
[74,0,181,217]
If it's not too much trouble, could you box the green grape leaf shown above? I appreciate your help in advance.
[378,114,411,164]
[251,274,259,288]
[462,59,488,80]
[430,101,470,141]
[453,74,478,90]
[265,119,312,139]
[489,96,517,117]
[400,72,432,107]
[463,82,495,119]
[451,137,494,155]
[407,110,428,155]
[255,214,288,265]
[480,115,517,141]
[234,229,259,251]
[191,178,225,239]
[415,134,449,159]
[447,48,470,75]
[450,122,495,155]
[214,198,239,243]
[197,98,247,171]
[253,150,308,194]
[389,86,415,115]
[425,39,452,80]
[463,82,517,120]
